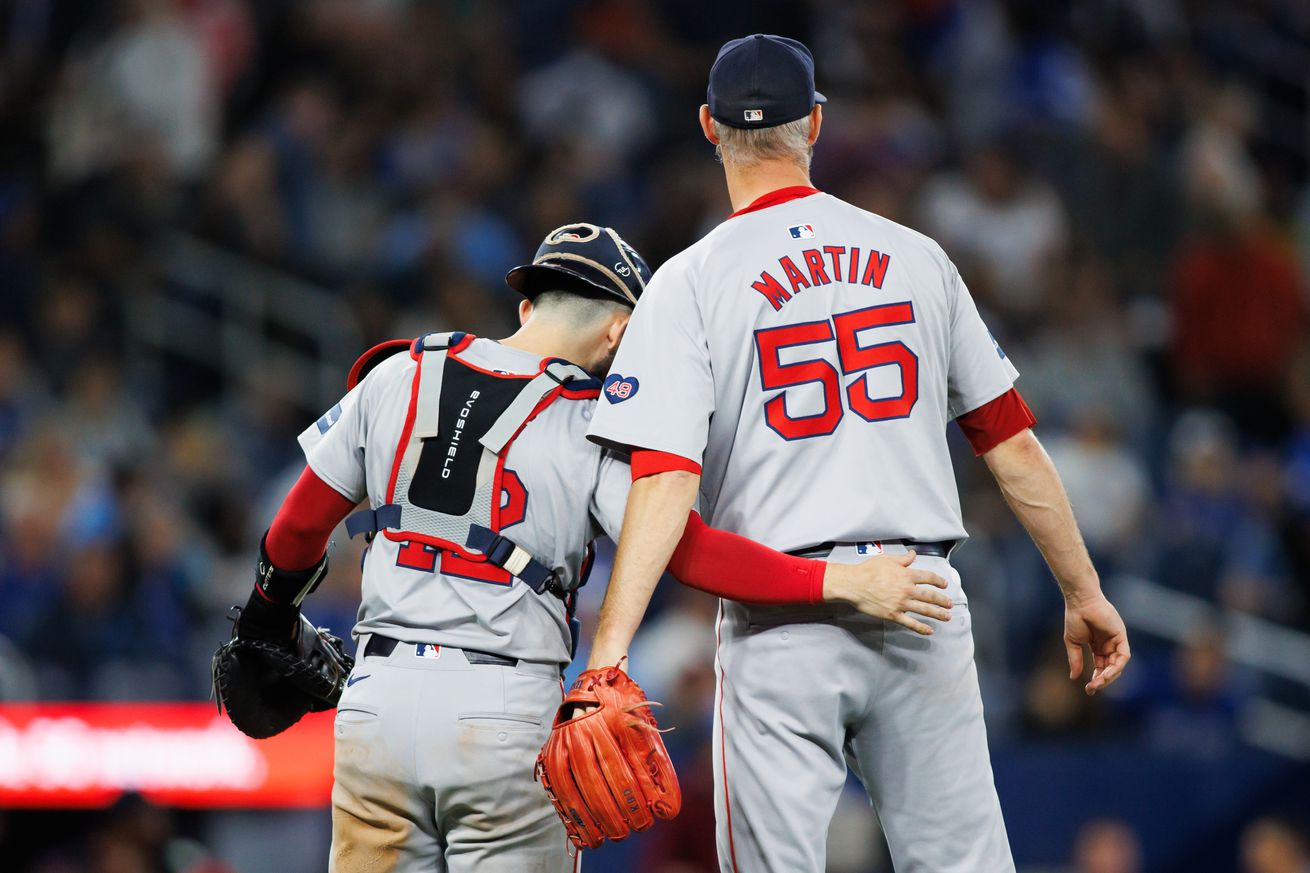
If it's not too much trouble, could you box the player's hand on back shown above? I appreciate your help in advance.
[823,551,953,635]
[1062,591,1130,696]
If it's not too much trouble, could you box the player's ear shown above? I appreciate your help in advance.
[518,298,533,326]
[607,312,631,351]
[808,105,822,145]
[699,105,719,145]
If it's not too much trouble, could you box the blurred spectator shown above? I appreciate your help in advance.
[1021,642,1104,738]
[0,331,48,463]
[1018,254,1157,445]
[59,358,157,472]
[47,0,218,184]
[1218,453,1302,622]
[1169,85,1306,442]
[1155,410,1248,601]
[1055,73,1180,301]
[1071,819,1142,873]
[517,0,665,187]
[1140,628,1246,757]
[918,139,1068,322]
[1043,413,1150,563]
[1241,817,1310,873]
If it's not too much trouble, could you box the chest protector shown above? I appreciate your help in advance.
[344,332,597,596]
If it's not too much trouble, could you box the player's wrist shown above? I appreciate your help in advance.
[1060,580,1105,610]
[237,589,300,642]
[820,563,853,605]
[586,638,630,671]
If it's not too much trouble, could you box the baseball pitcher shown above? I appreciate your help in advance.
[578,35,1133,873]
[211,223,932,873]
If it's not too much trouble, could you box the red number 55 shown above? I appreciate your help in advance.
[754,302,919,441]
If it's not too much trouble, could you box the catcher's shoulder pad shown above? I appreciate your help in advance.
[346,338,412,390]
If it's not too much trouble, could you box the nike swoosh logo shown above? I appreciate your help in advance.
[346,674,370,687]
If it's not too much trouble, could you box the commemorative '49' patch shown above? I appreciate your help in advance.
[603,374,639,403]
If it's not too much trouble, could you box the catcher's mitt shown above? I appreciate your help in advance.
[535,664,681,849]
[212,610,353,739]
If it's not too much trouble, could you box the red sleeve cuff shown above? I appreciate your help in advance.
[955,388,1036,455]
[265,467,358,570]
[631,449,702,481]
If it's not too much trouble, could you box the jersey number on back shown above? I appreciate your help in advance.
[754,302,918,441]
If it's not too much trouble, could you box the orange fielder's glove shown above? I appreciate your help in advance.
[535,664,682,850]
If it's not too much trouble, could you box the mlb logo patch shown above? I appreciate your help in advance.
[789,224,815,239]
[744,109,764,122]
[856,542,884,556]
[316,403,343,434]
[415,644,442,659]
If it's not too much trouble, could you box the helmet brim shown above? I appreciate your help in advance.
[504,262,636,307]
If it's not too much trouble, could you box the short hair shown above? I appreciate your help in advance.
[531,290,631,325]
[712,116,813,171]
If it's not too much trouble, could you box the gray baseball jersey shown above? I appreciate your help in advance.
[588,189,1019,872]
[588,191,1018,551]
[299,337,631,668]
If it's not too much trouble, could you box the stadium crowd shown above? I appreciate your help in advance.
[1,1,1309,871]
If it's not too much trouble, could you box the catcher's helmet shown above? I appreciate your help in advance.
[505,223,650,307]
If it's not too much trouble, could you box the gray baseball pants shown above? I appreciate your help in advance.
[712,544,1015,873]
[329,636,575,873]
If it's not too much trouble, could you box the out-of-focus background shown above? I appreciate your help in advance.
[2,0,1310,871]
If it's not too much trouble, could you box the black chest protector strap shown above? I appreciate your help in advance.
[466,524,562,597]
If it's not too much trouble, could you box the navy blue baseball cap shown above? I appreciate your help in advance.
[707,34,826,130]
[505,223,651,307]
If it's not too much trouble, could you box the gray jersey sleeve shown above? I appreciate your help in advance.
[587,260,715,462]
[945,266,1020,418]
[589,448,633,542]
[296,381,368,502]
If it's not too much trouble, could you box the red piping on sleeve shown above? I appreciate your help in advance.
[631,449,702,481]
[265,467,358,571]
[667,511,825,604]
[955,388,1037,456]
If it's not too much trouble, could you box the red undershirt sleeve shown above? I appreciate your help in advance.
[631,448,702,480]
[955,387,1037,456]
[265,466,358,571]
[667,511,825,604]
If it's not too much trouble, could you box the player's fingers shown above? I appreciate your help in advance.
[892,550,917,567]
[1115,635,1132,663]
[909,568,948,588]
[913,585,953,608]
[892,611,934,636]
[1088,638,1132,693]
[1065,638,1084,681]
[1089,662,1122,693]
[908,600,952,622]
